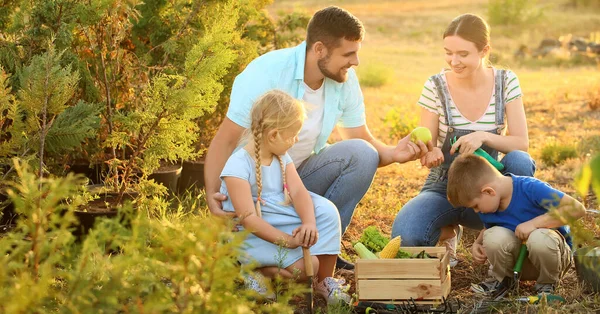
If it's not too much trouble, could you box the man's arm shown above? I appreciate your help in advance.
[338,124,431,167]
[204,118,245,216]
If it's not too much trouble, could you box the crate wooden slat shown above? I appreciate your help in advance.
[356,247,451,304]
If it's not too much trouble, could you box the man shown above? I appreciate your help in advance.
[204,6,431,270]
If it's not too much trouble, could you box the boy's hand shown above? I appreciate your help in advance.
[515,221,537,240]
[293,223,319,247]
[471,240,487,264]
[420,147,444,168]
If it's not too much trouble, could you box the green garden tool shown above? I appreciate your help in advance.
[451,136,505,171]
[516,293,566,304]
[491,243,528,300]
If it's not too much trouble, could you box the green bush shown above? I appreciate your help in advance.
[487,0,544,25]
[384,107,419,140]
[540,143,578,166]
[0,160,303,312]
[358,62,394,88]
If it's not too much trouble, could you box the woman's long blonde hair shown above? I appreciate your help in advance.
[244,90,305,217]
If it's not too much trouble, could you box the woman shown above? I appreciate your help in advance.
[391,13,536,267]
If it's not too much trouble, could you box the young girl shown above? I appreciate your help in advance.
[220,90,350,304]
[392,13,536,268]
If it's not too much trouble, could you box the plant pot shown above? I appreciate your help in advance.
[574,247,600,292]
[177,159,205,194]
[67,163,105,185]
[73,186,136,239]
[148,163,182,193]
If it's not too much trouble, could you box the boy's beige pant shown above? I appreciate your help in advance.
[483,226,572,284]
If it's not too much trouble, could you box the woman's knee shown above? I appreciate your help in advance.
[502,150,536,176]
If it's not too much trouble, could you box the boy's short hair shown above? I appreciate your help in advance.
[306,6,364,50]
[447,154,503,207]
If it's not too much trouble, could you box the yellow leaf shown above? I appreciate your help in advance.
[575,164,592,196]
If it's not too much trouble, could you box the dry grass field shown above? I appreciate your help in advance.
[267,0,600,312]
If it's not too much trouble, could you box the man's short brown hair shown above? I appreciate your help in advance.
[306,6,364,50]
[447,154,502,207]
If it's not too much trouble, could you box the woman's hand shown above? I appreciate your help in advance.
[293,223,319,247]
[450,131,489,155]
[393,134,432,163]
[420,147,444,168]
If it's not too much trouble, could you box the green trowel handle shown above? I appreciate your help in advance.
[514,243,528,273]
[473,148,505,171]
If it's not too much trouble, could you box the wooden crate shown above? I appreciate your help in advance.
[355,247,451,304]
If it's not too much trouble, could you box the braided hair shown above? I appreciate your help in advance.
[244,90,305,217]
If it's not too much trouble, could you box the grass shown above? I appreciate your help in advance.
[266,0,600,312]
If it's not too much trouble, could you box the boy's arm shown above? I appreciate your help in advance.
[515,194,586,240]
[223,176,299,248]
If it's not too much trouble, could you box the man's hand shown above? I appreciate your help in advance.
[420,147,444,168]
[471,240,487,264]
[207,192,236,217]
[515,221,537,241]
[392,134,432,163]
[292,223,319,247]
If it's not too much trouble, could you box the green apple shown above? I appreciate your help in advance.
[410,127,432,143]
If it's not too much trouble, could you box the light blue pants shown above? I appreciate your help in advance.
[297,139,379,234]
[391,150,536,246]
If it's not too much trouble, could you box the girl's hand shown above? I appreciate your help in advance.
[292,223,319,247]
[420,147,444,168]
[450,131,488,155]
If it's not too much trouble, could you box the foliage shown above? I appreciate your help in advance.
[487,0,544,25]
[540,142,578,166]
[358,62,393,88]
[0,160,303,312]
[0,44,99,181]
[384,106,419,141]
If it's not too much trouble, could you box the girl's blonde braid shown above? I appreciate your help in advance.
[252,119,264,217]
[277,155,292,205]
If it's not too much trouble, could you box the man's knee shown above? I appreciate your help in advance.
[345,139,379,171]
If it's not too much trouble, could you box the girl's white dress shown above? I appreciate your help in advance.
[220,149,341,268]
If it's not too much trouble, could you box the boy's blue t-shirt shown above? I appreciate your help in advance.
[478,174,572,248]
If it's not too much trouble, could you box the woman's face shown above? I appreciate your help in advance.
[443,35,488,78]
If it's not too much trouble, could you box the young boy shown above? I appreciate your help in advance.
[447,154,586,294]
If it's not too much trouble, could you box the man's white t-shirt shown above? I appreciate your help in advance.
[288,82,325,166]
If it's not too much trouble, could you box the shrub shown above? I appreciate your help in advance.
[0,160,303,312]
[384,107,419,140]
[487,0,544,25]
[358,62,394,88]
[540,143,578,166]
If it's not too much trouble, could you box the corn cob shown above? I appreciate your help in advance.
[379,236,402,259]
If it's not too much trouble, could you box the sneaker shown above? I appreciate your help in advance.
[335,255,355,271]
[315,277,351,304]
[471,278,501,295]
[443,225,463,268]
[244,272,275,300]
[534,283,555,294]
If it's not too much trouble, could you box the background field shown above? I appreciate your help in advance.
[268,0,600,312]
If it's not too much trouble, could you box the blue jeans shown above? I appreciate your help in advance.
[298,139,379,234]
[391,150,536,246]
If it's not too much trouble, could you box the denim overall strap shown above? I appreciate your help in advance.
[494,69,507,135]
[430,74,453,127]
